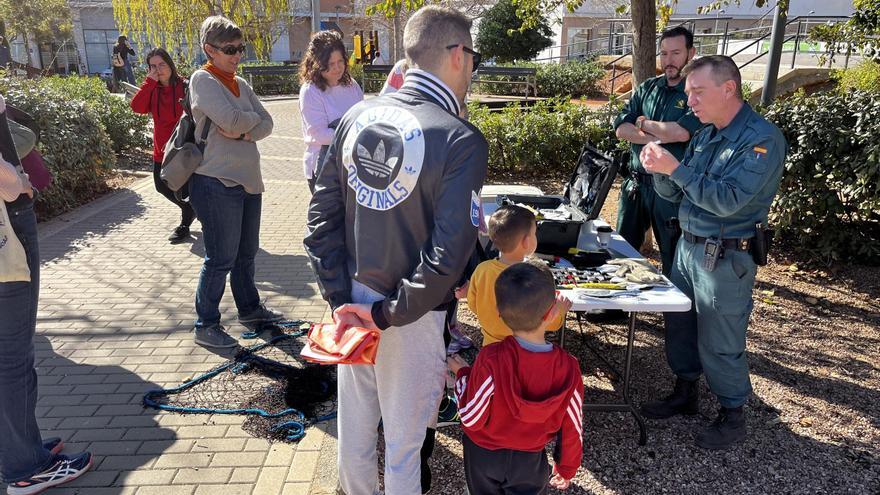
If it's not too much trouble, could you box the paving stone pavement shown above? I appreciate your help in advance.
[4,99,344,495]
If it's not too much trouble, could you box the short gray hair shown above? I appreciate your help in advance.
[403,6,472,72]
[200,16,243,58]
[683,55,742,99]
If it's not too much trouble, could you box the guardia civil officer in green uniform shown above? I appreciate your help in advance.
[614,26,701,275]
[640,55,786,450]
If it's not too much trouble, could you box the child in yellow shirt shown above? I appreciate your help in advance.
[465,205,571,346]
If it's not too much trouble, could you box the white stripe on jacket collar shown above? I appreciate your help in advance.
[400,69,461,116]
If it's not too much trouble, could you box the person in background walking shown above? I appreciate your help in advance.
[112,35,137,88]
[130,47,196,243]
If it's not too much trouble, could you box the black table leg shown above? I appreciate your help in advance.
[582,312,647,445]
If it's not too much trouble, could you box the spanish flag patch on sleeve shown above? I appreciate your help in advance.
[753,146,767,159]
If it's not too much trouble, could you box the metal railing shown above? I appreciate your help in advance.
[545,15,854,97]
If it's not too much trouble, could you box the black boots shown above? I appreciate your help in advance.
[641,377,700,419]
[695,406,747,450]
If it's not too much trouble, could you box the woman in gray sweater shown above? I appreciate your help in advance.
[188,16,283,348]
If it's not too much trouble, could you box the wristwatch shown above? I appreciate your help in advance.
[636,118,644,130]
[236,133,245,140]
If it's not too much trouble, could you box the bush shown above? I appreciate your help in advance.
[471,60,605,98]
[238,61,300,96]
[763,90,880,263]
[468,97,620,180]
[0,75,117,219]
[41,75,150,153]
[833,60,880,94]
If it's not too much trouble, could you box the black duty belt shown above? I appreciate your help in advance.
[683,231,752,251]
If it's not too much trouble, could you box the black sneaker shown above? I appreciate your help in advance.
[168,225,190,243]
[238,303,284,325]
[8,452,93,495]
[194,324,239,349]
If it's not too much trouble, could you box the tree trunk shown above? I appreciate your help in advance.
[630,0,656,86]
[391,12,402,61]
[23,31,33,67]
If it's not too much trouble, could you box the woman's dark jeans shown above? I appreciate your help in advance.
[0,197,54,483]
[188,174,262,328]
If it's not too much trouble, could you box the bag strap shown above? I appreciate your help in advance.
[183,75,212,149]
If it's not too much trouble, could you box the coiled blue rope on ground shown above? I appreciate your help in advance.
[142,328,335,442]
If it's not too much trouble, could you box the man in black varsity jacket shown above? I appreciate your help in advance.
[303,6,488,495]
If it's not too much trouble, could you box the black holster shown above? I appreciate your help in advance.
[751,222,773,266]
[666,217,682,239]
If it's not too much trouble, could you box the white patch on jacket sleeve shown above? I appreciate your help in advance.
[470,190,481,228]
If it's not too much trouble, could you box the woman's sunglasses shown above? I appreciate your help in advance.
[210,43,246,56]
[446,44,482,72]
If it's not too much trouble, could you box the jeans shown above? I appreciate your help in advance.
[188,174,262,328]
[152,162,196,227]
[0,198,53,483]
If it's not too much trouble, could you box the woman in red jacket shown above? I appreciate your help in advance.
[130,47,195,243]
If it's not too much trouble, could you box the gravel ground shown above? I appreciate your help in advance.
[422,181,880,495]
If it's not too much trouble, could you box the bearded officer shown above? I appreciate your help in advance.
[614,26,701,275]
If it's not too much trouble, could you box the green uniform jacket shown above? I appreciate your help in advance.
[614,75,702,174]
[653,103,787,239]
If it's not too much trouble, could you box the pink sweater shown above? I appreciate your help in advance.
[298,80,363,179]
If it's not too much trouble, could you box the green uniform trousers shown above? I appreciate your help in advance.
[616,175,681,276]
[664,237,757,408]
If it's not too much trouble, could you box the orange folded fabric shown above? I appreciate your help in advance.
[300,323,380,365]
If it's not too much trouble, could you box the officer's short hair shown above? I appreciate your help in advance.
[495,261,556,333]
[488,205,536,253]
[660,26,694,49]
[403,6,472,72]
[683,55,742,99]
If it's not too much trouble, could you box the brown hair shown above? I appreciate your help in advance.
[145,47,181,85]
[403,5,472,72]
[299,30,352,91]
[495,261,556,333]
[488,205,536,252]
[682,55,742,99]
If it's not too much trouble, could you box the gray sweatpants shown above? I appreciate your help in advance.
[337,280,447,495]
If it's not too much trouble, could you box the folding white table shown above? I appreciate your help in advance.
[481,190,692,445]
[559,219,691,445]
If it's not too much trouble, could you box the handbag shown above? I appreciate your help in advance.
[300,323,380,365]
[161,80,211,192]
[0,201,30,282]
[20,150,52,191]
[112,52,125,68]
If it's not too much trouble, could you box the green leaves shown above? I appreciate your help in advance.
[764,90,880,263]
[468,96,621,181]
[0,73,117,219]
[476,0,553,63]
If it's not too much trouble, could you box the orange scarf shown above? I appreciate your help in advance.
[203,61,240,98]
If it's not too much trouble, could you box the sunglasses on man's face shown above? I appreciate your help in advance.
[210,43,246,56]
[446,44,482,72]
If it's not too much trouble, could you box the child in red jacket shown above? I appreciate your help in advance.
[449,261,583,493]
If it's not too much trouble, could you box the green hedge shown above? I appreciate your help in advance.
[833,60,880,94]
[42,76,150,153]
[467,97,620,180]
[0,75,116,218]
[764,89,880,263]
[471,60,605,98]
